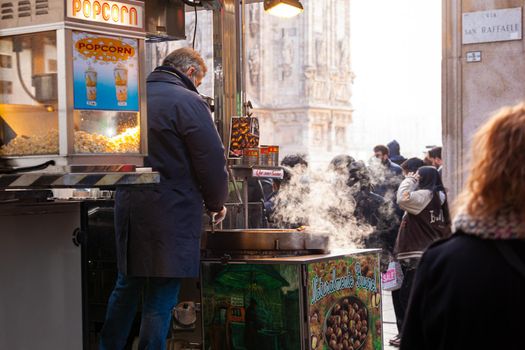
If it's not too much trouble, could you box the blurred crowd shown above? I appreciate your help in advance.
[251,101,525,350]
[252,138,447,347]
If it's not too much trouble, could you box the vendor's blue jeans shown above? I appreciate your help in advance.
[99,273,181,350]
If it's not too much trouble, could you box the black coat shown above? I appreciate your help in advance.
[114,66,228,278]
[400,233,525,350]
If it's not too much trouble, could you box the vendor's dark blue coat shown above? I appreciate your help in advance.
[114,66,228,278]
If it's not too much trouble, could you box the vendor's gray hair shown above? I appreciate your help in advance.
[163,47,207,76]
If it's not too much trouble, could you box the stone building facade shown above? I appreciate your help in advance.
[245,1,354,166]
[443,1,525,200]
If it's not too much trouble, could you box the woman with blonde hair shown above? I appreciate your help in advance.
[400,103,525,350]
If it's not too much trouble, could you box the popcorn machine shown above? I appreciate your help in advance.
[0,0,147,167]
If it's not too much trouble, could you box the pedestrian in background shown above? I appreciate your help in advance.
[265,153,309,228]
[100,48,228,350]
[371,144,403,198]
[400,103,525,350]
[400,157,425,176]
[387,140,407,166]
[388,156,424,346]
[347,160,399,271]
[427,146,443,176]
[391,166,451,347]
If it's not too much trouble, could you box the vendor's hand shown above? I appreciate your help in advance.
[210,206,227,225]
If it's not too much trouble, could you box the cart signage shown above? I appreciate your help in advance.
[67,0,144,30]
[310,264,377,304]
[307,254,382,350]
[228,116,260,159]
[72,31,139,111]
[252,168,284,179]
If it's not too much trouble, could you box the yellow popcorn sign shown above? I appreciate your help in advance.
[67,0,144,29]
[75,37,135,62]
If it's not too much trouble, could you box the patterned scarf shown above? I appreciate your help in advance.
[452,209,525,240]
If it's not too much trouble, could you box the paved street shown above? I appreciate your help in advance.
[382,290,399,350]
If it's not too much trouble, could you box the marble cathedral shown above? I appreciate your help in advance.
[245,1,353,166]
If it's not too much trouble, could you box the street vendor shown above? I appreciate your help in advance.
[100,47,229,349]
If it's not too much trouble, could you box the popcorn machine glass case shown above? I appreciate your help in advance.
[71,31,141,155]
[0,0,147,167]
[0,31,59,156]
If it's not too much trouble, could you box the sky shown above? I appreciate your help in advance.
[349,0,442,160]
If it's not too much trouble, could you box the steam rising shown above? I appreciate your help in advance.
[271,166,374,250]
[367,157,401,203]
[270,158,401,252]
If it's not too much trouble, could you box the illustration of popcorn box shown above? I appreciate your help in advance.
[114,65,128,105]
[85,67,97,102]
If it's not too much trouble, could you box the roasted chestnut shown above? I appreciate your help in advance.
[324,297,369,350]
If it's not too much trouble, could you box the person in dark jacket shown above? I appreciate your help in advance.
[400,102,525,350]
[347,160,384,227]
[387,140,407,166]
[427,146,443,176]
[100,48,229,350]
[347,160,398,269]
[371,144,403,199]
[391,166,450,347]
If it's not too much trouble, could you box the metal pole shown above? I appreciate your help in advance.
[237,0,249,228]
[212,0,238,144]
[214,0,251,228]
[243,176,249,228]
[238,0,247,116]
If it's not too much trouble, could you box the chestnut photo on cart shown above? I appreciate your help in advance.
[307,254,382,350]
